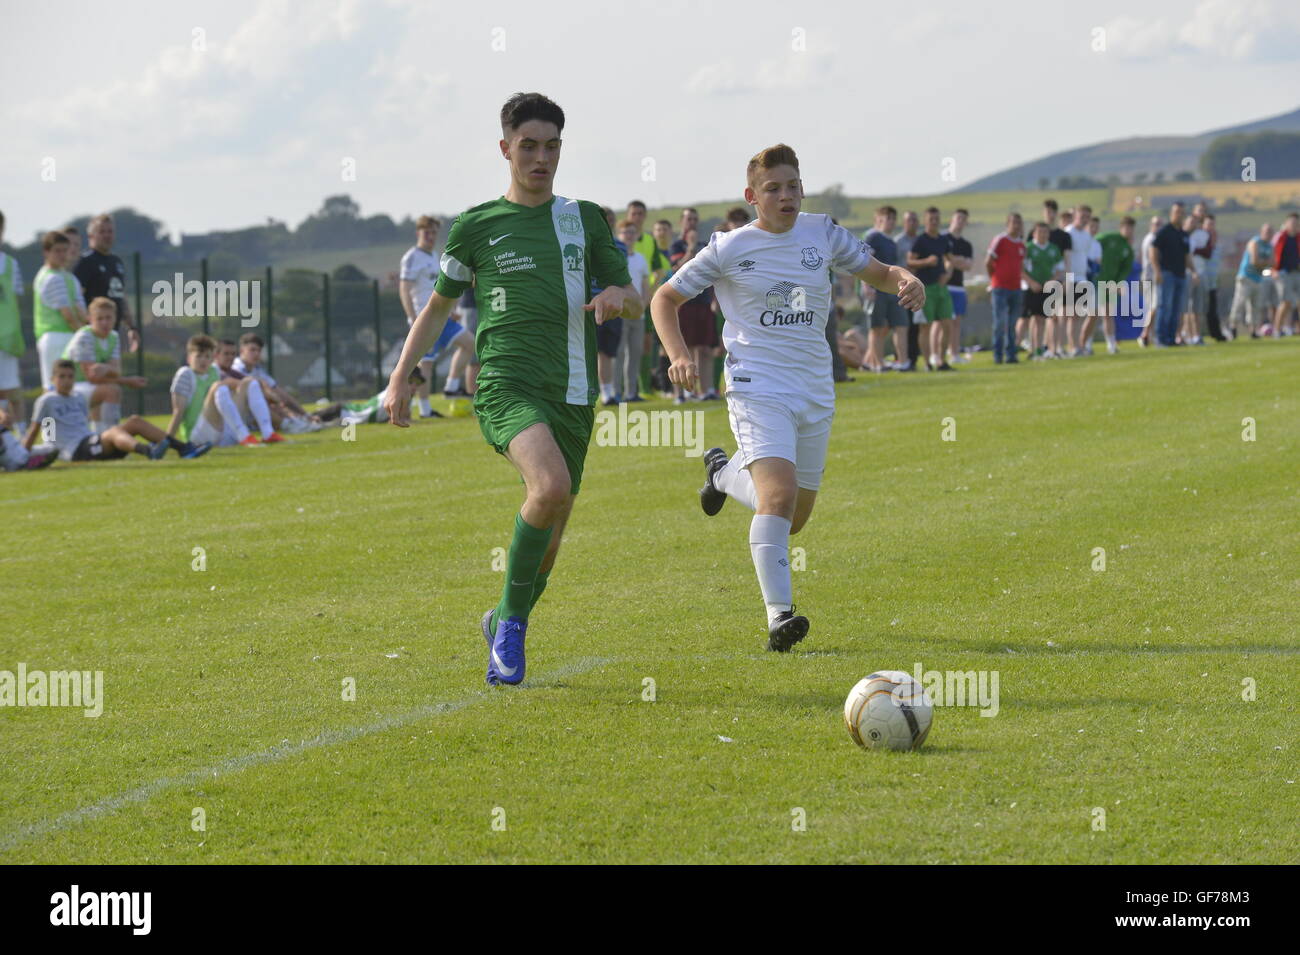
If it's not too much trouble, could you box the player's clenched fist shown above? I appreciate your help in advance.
[667,356,700,395]
[583,286,625,325]
[896,273,926,311]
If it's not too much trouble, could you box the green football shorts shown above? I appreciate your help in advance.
[474,382,595,495]
[921,283,954,322]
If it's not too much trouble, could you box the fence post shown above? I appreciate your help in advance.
[133,251,144,415]
[264,266,274,377]
[200,257,209,335]
[373,278,382,392]
[322,272,332,402]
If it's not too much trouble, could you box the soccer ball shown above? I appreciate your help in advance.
[843,671,933,752]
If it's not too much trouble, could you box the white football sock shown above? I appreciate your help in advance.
[749,514,793,625]
[445,377,461,392]
[246,380,275,437]
[418,395,432,416]
[214,387,251,441]
[100,402,121,431]
[600,383,615,401]
[714,457,757,510]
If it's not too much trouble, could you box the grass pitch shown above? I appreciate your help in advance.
[2,339,1296,864]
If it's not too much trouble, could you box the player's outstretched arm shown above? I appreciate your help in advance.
[856,259,926,312]
[649,283,699,395]
[384,291,457,428]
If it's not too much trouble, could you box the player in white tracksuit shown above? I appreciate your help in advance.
[651,143,925,650]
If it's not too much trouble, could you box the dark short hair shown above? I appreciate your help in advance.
[655,219,673,229]
[681,207,698,217]
[954,208,969,217]
[1121,216,1136,227]
[187,335,216,354]
[924,206,940,216]
[239,332,264,348]
[53,358,76,373]
[876,205,897,218]
[1044,199,1059,212]
[746,143,800,189]
[725,205,751,224]
[219,339,237,347]
[42,230,69,251]
[500,92,565,137]
[627,200,647,212]
[1033,220,1050,230]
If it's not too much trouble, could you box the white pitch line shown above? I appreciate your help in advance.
[0,656,610,854]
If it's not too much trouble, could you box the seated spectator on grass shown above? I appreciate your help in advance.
[169,335,263,449]
[1,405,56,471]
[231,332,321,431]
[62,297,147,433]
[26,359,207,462]
[214,338,284,443]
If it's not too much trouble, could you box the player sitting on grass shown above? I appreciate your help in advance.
[214,338,285,443]
[1,405,56,470]
[231,333,320,433]
[62,297,147,433]
[25,359,210,463]
[384,91,641,686]
[168,335,262,450]
[652,143,924,650]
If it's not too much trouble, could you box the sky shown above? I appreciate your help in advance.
[2,0,1298,244]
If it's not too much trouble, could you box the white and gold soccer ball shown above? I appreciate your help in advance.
[843,671,933,751]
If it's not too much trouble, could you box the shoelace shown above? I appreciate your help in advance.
[496,621,524,668]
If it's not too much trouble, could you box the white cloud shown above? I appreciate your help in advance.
[684,52,831,96]
[1104,0,1300,60]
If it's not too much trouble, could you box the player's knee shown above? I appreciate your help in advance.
[528,476,570,514]
[125,414,143,426]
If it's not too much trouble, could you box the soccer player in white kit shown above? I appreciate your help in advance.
[651,144,925,650]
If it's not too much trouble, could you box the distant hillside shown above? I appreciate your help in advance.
[962,106,1300,193]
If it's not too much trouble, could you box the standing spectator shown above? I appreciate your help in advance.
[1199,214,1225,341]
[63,225,82,266]
[618,202,671,402]
[652,219,674,258]
[1089,216,1136,354]
[1044,200,1074,356]
[0,211,28,434]
[1138,216,1162,346]
[75,214,140,354]
[1183,210,1209,345]
[1063,204,1097,356]
[612,218,650,403]
[1023,221,1065,359]
[943,209,973,363]
[593,205,626,404]
[1229,223,1273,338]
[862,206,907,371]
[1150,203,1194,348]
[456,285,480,394]
[908,207,954,371]
[34,231,86,390]
[1271,212,1300,337]
[984,212,1026,364]
[667,219,718,402]
[400,216,474,409]
[893,210,922,371]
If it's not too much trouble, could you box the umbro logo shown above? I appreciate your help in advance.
[737,259,757,271]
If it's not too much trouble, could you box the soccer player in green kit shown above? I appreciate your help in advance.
[384,93,642,686]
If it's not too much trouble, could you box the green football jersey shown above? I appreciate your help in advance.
[1096,233,1134,283]
[433,195,631,406]
[1025,241,1063,284]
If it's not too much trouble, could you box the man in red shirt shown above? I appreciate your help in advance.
[984,212,1027,364]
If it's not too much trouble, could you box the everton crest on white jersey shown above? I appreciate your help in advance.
[668,213,872,405]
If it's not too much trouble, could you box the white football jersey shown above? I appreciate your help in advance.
[400,246,440,316]
[668,213,873,405]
